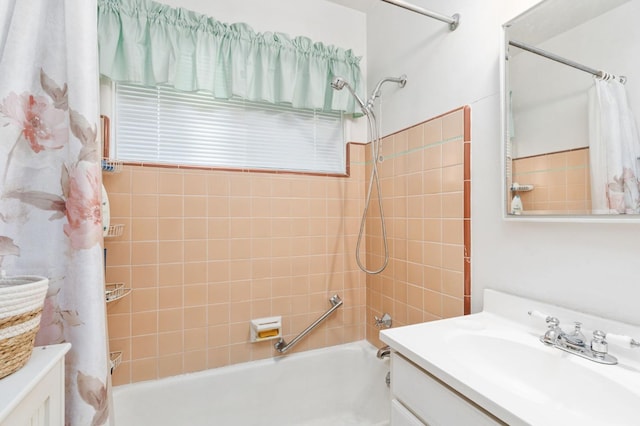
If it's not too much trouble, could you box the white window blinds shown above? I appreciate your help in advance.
[113,83,345,174]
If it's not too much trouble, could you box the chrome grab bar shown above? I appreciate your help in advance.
[274,294,343,354]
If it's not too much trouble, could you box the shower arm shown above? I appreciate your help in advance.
[367,75,407,108]
[381,0,460,31]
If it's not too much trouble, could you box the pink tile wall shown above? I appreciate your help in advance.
[512,148,591,214]
[104,106,472,385]
[364,107,471,348]
[104,144,367,385]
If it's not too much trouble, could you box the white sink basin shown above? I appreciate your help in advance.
[380,290,640,425]
[447,331,640,423]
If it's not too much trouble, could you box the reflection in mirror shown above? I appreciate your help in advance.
[504,0,640,217]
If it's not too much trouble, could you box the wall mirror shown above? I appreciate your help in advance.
[503,0,640,219]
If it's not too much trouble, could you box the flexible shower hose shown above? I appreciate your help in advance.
[355,110,389,274]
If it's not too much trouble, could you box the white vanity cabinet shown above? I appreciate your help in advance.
[391,398,424,426]
[390,353,503,426]
[381,289,640,425]
[0,344,71,426]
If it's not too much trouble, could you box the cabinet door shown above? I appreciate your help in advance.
[391,399,426,426]
[0,344,66,426]
[392,354,505,426]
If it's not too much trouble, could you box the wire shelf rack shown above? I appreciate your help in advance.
[105,283,131,303]
[101,158,123,173]
[103,224,124,238]
[109,351,123,374]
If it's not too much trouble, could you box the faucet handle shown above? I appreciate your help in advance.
[605,332,640,349]
[591,330,608,357]
[528,311,561,345]
[375,313,392,329]
[528,310,560,327]
[546,316,560,327]
[541,317,561,345]
[528,310,551,321]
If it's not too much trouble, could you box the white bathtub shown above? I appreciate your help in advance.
[113,340,391,426]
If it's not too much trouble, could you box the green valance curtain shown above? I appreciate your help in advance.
[97,0,364,115]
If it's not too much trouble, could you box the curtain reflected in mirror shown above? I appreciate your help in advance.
[589,78,640,213]
[504,0,640,216]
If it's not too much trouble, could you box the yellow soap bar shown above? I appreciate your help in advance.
[258,329,279,339]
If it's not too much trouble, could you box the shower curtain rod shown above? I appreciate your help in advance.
[381,0,460,31]
[509,39,626,84]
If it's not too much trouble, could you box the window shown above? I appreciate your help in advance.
[113,83,345,174]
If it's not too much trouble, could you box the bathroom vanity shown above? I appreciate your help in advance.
[0,343,70,426]
[389,353,502,425]
[381,290,640,425]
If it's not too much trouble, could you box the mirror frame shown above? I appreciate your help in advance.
[500,0,640,223]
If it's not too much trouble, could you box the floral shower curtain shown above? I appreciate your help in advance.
[588,77,640,214]
[0,1,111,425]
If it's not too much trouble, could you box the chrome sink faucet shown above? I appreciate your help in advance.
[539,316,586,350]
[529,311,640,365]
[557,321,587,350]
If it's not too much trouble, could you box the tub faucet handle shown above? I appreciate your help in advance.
[375,313,392,329]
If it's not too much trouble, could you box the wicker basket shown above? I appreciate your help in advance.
[0,275,49,379]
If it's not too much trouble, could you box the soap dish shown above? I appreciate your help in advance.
[250,316,282,342]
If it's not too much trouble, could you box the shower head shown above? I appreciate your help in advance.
[331,77,347,90]
[331,76,368,113]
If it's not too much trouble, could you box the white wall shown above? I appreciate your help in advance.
[157,0,369,143]
[366,0,640,325]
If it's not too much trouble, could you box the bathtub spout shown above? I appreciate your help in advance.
[377,345,391,359]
